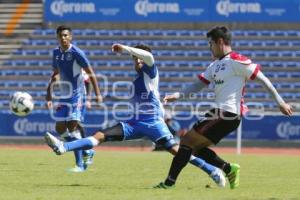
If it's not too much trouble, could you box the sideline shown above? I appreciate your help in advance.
[0,144,299,156]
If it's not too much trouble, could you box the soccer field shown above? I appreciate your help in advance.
[0,147,299,200]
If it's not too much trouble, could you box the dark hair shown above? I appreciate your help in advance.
[134,44,152,53]
[56,25,72,35]
[206,26,231,45]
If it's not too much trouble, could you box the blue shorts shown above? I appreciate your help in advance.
[120,117,177,149]
[54,95,86,122]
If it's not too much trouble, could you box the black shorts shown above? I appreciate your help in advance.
[192,108,241,144]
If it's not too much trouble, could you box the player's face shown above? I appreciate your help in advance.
[57,30,72,50]
[133,56,143,72]
[208,37,223,58]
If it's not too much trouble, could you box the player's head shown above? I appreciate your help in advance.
[133,44,152,71]
[206,26,232,58]
[56,25,73,50]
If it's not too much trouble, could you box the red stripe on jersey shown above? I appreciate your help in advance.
[250,64,261,80]
[240,86,249,116]
[197,73,210,85]
[230,52,252,65]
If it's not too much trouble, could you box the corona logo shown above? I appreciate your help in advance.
[135,0,180,17]
[216,0,261,17]
[51,0,95,17]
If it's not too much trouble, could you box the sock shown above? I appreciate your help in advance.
[63,130,84,168]
[195,147,231,174]
[189,155,216,175]
[64,136,99,152]
[164,145,192,186]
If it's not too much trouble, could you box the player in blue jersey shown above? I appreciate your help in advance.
[46,25,102,172]
[45,43,226,187]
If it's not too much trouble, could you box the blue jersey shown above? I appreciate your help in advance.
[130,63,164,120]
[52,44,89,99]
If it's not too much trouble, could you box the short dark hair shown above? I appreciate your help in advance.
[134,44,152,53]
[56,25,72,35]
[206,26,231,45]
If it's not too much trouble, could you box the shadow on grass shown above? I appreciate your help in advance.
[35,183,94,188]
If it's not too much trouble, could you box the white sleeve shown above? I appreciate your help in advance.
[255,71,285,106]
[121,45,154,67]
[197,63,213,85]
[232,61,261,80]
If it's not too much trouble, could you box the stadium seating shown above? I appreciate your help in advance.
[1,29,299,113]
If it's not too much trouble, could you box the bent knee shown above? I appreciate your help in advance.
[93,131,105,142]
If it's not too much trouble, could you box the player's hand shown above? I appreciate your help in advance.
[46,101,53,109]
[112,44,123,53]
[279,103,293,116]
[86,100,92,109]
[95,94,103,104]
[163,92,180,104]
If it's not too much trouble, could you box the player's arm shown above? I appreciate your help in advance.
[46,69,59,108]
[83,67,102,104]
[85,80,92,109]
[231,55,293,116]
[111,43,154,67]
[164,80,207,103]
[254,71,293,116]
[164,67,212,103]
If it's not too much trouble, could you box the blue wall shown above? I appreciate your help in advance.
[1,112,299,141]
[44,0,300,22]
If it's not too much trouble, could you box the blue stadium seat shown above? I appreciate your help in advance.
[191,30,205,37]
[260,30,272,37]
[273,31,285,36]
[264,41,276,47]
[232,30,245,37]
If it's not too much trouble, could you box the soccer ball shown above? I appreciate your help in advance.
[10,92,34,116]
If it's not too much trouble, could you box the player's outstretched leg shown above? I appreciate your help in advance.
[45,132,99,154]
[45,132,66,155]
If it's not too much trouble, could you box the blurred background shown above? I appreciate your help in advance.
[0,0,299,149]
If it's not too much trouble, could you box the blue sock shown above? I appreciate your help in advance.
[64,136,84,168]
[189,156,216,175]
[64,137,96,152]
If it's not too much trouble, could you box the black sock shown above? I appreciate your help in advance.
[195,147,231,174]
[164,145,192,186]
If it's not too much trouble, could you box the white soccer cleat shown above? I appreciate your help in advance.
[83,149,95,166]
[210,168,226,188]
[67,165,86,173]
[44,132,66,155]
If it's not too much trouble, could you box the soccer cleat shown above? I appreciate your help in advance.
[210,168,226,188]
[83,149,95,165]
[153,182,175,189]
[226,163,240,189]
[67,165,86,173]
[44,132,66,155]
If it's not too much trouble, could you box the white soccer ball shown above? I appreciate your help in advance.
[10,92,34,116]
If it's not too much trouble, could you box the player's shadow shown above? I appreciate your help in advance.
[36,183,94,188]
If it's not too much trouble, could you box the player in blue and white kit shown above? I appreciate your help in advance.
[45,43,226,187]
[46,25,102,172]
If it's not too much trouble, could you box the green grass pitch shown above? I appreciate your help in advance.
[0,148,299,200]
